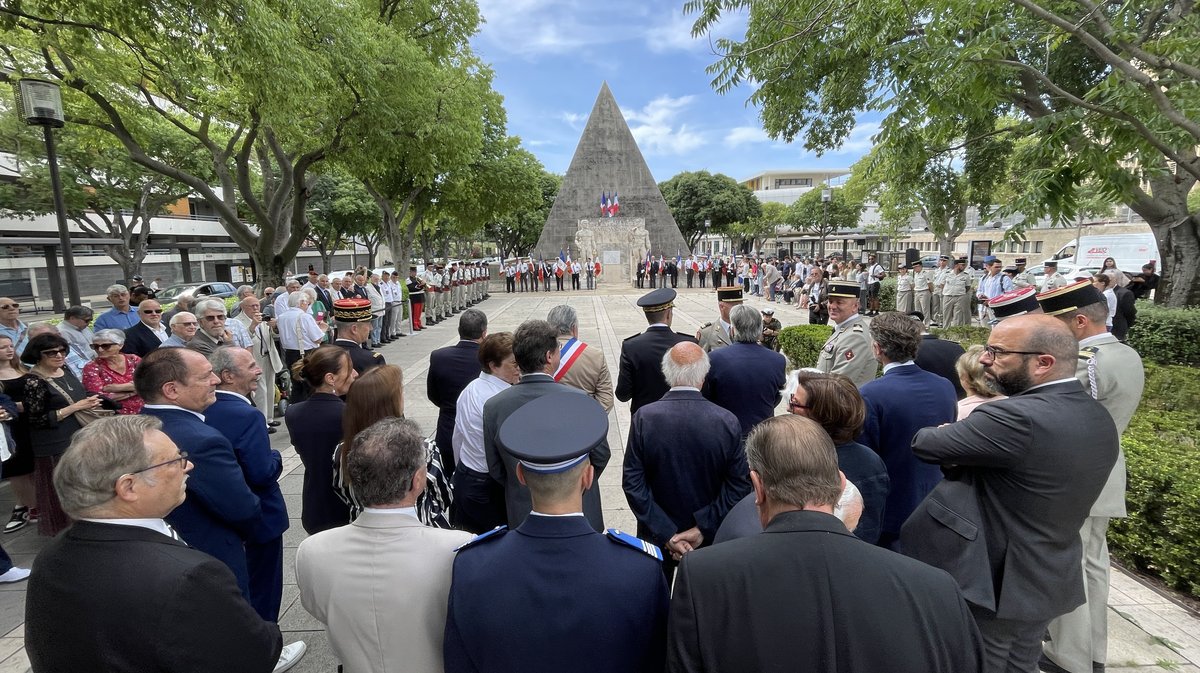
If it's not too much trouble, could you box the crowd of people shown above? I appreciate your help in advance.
[503,257,603,292]
[2,253,1149,673]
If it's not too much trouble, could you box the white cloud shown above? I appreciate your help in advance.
[724,126,770,148]
[561,112,588,129]
[834,121,881,154]
[622,94,705,155]
[475,0,630,57]
[643,6,748,54]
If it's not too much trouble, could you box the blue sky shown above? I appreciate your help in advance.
[470,0,878,184]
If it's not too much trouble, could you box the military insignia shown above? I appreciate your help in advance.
[824,342,835,353]
[454,525,507,552]
[624,333,639,341]
[700,322,713,329]
[845,349,854,361]
[1078,345,1100,360]
[373,352,383,359]
[851,323,864,333]
[605,529,664,561]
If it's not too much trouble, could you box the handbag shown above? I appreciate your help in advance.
[37,373,115,427]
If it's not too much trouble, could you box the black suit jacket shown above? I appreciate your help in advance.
[914,334,967,399]
[121,321,165,358]
[285,392,352,534]
[906,380,1118,621]
[483,374,610,531]
[616,325,698,414]
[1113,285,1137,341]
[26,520,281,673]
[667,511,982,673]
[427,340,483,460]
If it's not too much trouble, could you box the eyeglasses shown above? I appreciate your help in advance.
[201,315,225,322]
[0,303,18,310]
[983,345,1044,359]
[140,309,163,314]
[40,348,67,357]
[128,451,189,476]
[787,398,810,412]
[90,343,120,351]
[178,321,199,327]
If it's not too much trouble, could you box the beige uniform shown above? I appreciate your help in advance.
[554,335,614,412]
[913,270,933,323]
[896,271,914,313]
[1013,269,1037,289]
[932,266,950,324]
[1041,272,1069,293]
[696,320,732,353]
[816,316,876,385]
[942,271,973,326]
[1045,335,1144,672]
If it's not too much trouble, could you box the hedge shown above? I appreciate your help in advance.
[930,325,990,347]
[778,324,834,369]
[1125,302,1200,367]
[1110,363,1200,596]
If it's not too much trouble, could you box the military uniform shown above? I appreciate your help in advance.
[931,257,951,325]
[616,288,698,414]
[696,286,743,353]
[942,262,973,327]
[896,265,914,314]
[817,315,876,385]
[334,338,384,375]
[1013,258,1037,289]
[761,312,783,352]
[913,265,933,323]
[331,298,386,375]
[1041,265,1069,292]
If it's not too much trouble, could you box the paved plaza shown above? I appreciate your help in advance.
[0,283,1197,671]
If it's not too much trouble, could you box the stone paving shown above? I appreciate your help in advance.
[0,281,1197,671]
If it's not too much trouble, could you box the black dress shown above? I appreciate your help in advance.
[23,370,88,536]
[0,375,34,477]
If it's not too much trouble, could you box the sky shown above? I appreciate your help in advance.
[470,0,879,185]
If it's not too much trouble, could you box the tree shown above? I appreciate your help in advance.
[660,170,761,250]
[306,171,381,272]
[730,201,788,253]
[488,170,560,260]
[786,185,865,256]
[689,0,1200,305]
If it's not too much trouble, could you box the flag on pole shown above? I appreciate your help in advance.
[600,193,609,217]
[611,192,620,216]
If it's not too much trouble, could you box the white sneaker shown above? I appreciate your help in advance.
[273,641,306,673]
[0,567,31,583]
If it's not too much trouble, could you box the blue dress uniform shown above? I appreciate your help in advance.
[444,395,669,673]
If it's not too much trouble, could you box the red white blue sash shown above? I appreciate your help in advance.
[553,338,587,381]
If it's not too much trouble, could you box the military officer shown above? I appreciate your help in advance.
[895,262,914,314]
[1041,259,1069,292]
[931,256,950,326]
[444,394,668,673]
[616,288,698,415]
[424,264,441,325]
[815,280,876,386]
[696,286,743,352]
[1013,257,1037,289]
[988,287,1042,323]
[761,308,783,352]
[331,298,385,375]
[912,261,933,325]
[942,258,973,327]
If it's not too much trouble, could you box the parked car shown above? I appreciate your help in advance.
[155,282,239,303]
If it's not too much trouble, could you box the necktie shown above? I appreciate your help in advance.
[165,523,187,545]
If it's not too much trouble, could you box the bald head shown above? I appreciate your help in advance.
[661,342,709,389]
[984,315,1078,394]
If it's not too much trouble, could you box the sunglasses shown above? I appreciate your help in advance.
[41,348,67,357]
[0,303,18,310]
[90,343,120,350]
[141,309,163,314]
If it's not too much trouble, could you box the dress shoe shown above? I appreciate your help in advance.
[371,342,382,348]
[0,567,31,583]
[273,641,307,673]
[267,427,277,435]
[268,421,281,427]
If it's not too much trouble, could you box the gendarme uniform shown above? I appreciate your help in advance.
[1012,257,1037,289]
[942,259,973,327]
[912,263,933,324]
[1038,280,1145,673]
[988,287,1040,323]
[895,264,914,314]
[444,394,668,673]
[816,280,876,386]
[1041,262,1069,293]
[331,298,385,375]
[696,286,742,352]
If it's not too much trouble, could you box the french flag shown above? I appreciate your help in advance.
[611,192,620,216]
[600,193,609,217]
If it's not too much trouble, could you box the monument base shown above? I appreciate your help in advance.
[574,217,651,288]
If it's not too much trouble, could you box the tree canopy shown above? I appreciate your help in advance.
[786,185,865,257]
[689,0,1200,305]
[659,170,761,250]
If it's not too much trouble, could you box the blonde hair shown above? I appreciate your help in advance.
[956,345,1000,398]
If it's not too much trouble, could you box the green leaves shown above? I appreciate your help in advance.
[659,170,761,249]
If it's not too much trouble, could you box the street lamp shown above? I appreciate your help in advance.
[14,79,81,309]
[820,187,832,258]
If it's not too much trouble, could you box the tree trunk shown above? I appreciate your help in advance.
[1148,214,1200,307]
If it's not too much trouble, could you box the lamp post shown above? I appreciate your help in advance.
[820,187,832,258]
[15,79,81,309]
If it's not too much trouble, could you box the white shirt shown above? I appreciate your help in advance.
[361,506,418,519]
[1103,288,1117,327]
[277,308,324,350]
[142,403,205,421]
[452,372,511,472]
[882,361,916,375]
[79,517,176,539]
[273,291,292,318]
[143,321,169,343]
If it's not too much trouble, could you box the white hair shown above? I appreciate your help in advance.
[730,304,763,343]
[660,345,710,389]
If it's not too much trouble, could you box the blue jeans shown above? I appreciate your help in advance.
[371,315,382,344]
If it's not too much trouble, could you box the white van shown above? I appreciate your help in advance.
[1046,233,1159,272]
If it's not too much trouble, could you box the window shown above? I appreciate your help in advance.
[1033,242,1043,253]
[774,178,813,188]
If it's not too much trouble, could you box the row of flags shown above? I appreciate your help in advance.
[599,192,621,217]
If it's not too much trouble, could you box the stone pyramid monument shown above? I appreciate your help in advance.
[536,83,687,277]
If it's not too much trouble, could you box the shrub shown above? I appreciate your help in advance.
[778,324,834,368]
[930,325,990,348]
[1109,364,1200,597]
[1125,302,1200,367]
[878,276,897,312]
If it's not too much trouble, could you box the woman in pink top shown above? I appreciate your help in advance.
[955,344,1006,420]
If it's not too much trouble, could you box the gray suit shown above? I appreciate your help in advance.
[483,373,610,531]
[1045,335,1145,672]
[905,380,1118,672]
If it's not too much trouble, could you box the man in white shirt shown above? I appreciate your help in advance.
[297,419,471,673]
[57,306,96,370]
[379,271,396,344]
[274,279,301,318]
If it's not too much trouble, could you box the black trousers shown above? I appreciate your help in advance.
[246,536,283,623]
[970,604,1052,673]
[571,273,580,290]
[506,277,515,292]
[686,270,694,287]
[451,466,506,534]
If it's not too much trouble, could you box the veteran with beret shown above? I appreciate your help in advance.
[444,394,668,673]
[696,286,743,352]
[816,280,877,386]
[332,298,385,375]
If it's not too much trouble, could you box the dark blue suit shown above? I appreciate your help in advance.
[858,363,957,546]
[284,392,351,534]
[702,342,787,437]
[205,391,288,622]
[623,390,749,547]
[444,515,668,673]
[427,340,482,473]
[143,405,261,598]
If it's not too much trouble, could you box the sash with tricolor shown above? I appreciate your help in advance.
[553,337,587,381]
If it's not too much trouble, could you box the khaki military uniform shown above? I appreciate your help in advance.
[942,271,973,326]
[1045,334,1144,672]
[696,320,732,353]
[913,270,933,324]
[816,316,876,385]
[1041,272,1069,293]
[1013,268,1037,289]
[932,266,950,325]
[423,269,439,324]
[896,271,914,314]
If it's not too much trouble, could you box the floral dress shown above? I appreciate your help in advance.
[82,354,144,414]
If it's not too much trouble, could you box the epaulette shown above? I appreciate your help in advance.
[373,352,383,359]
[624,333,639,341]
[851,323,865,332]
[700,322,713,329]
[454,525,507,552]
[1078,345,1100,360]
[604,528,664,561]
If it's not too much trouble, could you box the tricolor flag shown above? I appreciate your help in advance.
[559,249,567,264]
[600,193,609,217]
[611,192,620,216]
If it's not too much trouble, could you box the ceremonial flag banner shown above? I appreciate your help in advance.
[611,192,620,216]
[600,193,609,217]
